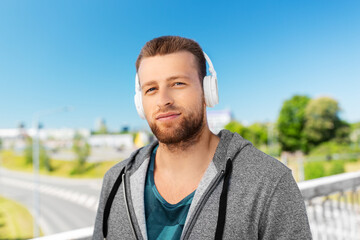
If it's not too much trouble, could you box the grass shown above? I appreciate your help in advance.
[0,196,37,240]
[0,150,121,179]
[1,149,359,180]
[284,157,360,182]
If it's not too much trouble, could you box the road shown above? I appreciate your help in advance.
[0,167,103,236]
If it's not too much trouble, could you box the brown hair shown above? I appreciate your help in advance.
[135,36,206,82]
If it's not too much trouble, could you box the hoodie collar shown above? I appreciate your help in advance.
[208,129,252,172]
[127,129,251,174]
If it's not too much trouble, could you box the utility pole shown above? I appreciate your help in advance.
[32,115,40,237]
[32,106,73,237]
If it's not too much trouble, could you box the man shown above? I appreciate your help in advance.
[93,36,312,240]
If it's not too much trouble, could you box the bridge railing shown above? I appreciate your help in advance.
[31,172,360,240]
[30,226,93,240]
[298,171,360,240]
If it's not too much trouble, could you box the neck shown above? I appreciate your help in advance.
[156,124,220,177]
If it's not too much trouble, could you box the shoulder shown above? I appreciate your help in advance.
[237,144,290,177]
[100,157,131,193]
[102,141,158,186]
[228,142,301,212]
[220,130,290,181]
[228,133,292,188]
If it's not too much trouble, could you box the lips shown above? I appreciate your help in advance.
[156,112,181,121]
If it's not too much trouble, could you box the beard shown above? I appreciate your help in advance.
[148,102,205,145]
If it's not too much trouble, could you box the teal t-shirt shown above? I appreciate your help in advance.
[144,146,195,240]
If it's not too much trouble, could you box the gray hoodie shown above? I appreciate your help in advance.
[93,129,312,239]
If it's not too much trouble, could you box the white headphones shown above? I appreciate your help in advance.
[134,52,218,119]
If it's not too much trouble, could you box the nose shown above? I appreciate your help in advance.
[157,87,174,108]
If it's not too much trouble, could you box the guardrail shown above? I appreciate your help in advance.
[31,172,360,240]
[30,226,93,240]
[298,171,360,240]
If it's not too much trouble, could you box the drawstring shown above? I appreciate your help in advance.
[103,167,125,239]
[215,158,233,240]
[102,156,233,239]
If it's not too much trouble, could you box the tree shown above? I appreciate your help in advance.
[225,121,268,148]
[277,95,310,152]
[303,96,349,150]
[350,122,360,147]
[246,123,268,147]
[24,137,33,165]
[225,121,248,137]
[24,137,53,171]
[72,132,91,174]
[334,120,351,144]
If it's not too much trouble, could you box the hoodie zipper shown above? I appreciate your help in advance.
[181,170,225,240]
[122,172,139,240]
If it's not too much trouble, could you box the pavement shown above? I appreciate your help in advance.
[0,167,103,236]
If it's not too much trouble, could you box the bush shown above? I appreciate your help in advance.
[348,157,358,163]
[328,160,345,176]
[309,141,360,156]
[304,159,346,180]
[72,133,91,174]
[305,161,326,180]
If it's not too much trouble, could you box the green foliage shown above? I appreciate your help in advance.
[246,123,268,147]
[328,160,345,176]
[0,196,36,239]
[303,97,349,150]
[40,147,52,171]
[277,95,310,152]
[309,141,360,156]
[351,122,360,130]
[1,150,120,178]
[225,121,246,136]
[334,120,351,144]
[225,121,268,147]
[277,95,351,153]
[23,137,53,171]
[72,133,91,174]
[24,138,33,165]
[305,158,347,180]
[304,161,326,180]
[306,140,356,179]
[350,122,360,146]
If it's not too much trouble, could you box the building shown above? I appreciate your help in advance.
[207,109,233,134]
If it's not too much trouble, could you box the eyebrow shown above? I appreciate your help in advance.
[141,75,190,90]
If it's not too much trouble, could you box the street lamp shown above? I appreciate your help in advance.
[32,106,73,237]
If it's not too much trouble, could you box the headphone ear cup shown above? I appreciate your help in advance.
[210,75,219,106]
[203,76,212,107]
[134,73,145,119]
[134,92,145,119]
[203,75,219,107]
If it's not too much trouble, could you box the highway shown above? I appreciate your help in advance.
[0,167,103,236]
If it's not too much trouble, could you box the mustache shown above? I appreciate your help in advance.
[153,105,182,116]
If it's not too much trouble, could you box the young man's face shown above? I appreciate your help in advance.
[138,51,206,144]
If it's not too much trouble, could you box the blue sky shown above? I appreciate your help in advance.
[1,0,359,131]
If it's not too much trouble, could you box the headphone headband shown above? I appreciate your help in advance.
[203,51,217,78]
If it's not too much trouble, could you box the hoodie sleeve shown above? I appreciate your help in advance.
[258,171,312,240]
[92,171,111,240]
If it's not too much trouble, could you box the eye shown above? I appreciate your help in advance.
[145,87,156,94]
[174,82,185,86]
